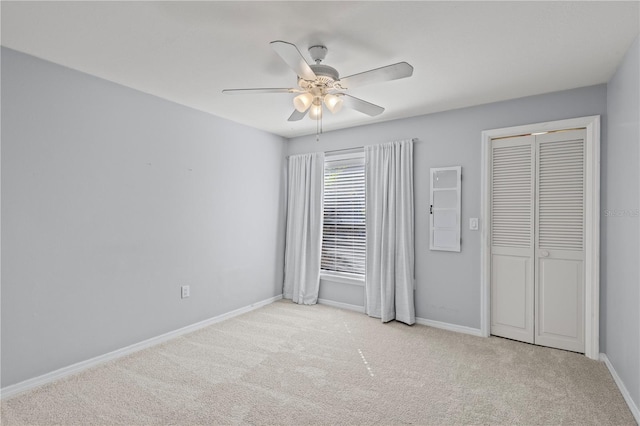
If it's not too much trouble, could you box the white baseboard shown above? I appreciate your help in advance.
[317,298,365,313]
[600,353,640,424]
[415,317,484,337]
[0,294,283,400]
[316,299,483,338]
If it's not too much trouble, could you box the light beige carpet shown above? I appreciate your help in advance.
[1,300,635,425]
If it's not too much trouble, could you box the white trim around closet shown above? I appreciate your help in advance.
[480,115,600,360]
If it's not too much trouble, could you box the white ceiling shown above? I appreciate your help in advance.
[1,1,638,138]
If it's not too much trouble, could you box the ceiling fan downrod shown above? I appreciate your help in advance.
[308,45,327,64]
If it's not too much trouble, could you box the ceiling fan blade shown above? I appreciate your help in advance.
[342,95,385,116]
[288,109,308,121]
[222,88,298,95]
[339,62,413,89]
[270,40,317,81]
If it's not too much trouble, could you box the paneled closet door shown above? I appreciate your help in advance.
[490,135,535,344]
[534,130,586,353]
[490,130,587,353]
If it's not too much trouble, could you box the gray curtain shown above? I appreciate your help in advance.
[364,140,415,324]
[283,152,325,304]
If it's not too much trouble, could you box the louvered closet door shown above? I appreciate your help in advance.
[534,130,586,352]
[490,136,535,343]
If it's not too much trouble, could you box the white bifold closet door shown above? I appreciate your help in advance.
[490,129,586,353]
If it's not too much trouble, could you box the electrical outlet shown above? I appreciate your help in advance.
[181,285,190,299]
[470,218,479,231]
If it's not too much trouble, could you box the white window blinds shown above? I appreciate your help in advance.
[321,154,366,277]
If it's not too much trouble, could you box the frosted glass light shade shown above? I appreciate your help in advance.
[309,103,323,120]
[293,93,314,112]
[324,94,343,113]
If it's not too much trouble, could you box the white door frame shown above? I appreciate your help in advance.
[480,115,600,360]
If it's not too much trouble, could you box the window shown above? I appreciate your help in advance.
[321,153,366,278]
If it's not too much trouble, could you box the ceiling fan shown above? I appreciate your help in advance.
[222,40,414,123]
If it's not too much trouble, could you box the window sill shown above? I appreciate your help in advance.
[320,272,365,287]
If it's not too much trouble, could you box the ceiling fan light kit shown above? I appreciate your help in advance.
[324,94,343,114]
[223,40,414,137]
[294,92,342,116]
[293,92,314,113]
[308,99,323,120]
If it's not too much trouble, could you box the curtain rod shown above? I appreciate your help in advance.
[287,138,418,159]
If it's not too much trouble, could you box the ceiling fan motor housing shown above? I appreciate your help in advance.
[310,64,339,82]
[304,45,339,86]
[298,64,340,95]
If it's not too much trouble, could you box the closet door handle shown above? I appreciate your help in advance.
[540,250,549,257]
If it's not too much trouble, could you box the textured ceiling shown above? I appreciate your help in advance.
[1,1,638,138]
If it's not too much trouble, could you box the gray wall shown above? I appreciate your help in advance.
[318,280,364,308]
[288,85,607,329]
[1,48,287,387]
[603,35,639,409]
